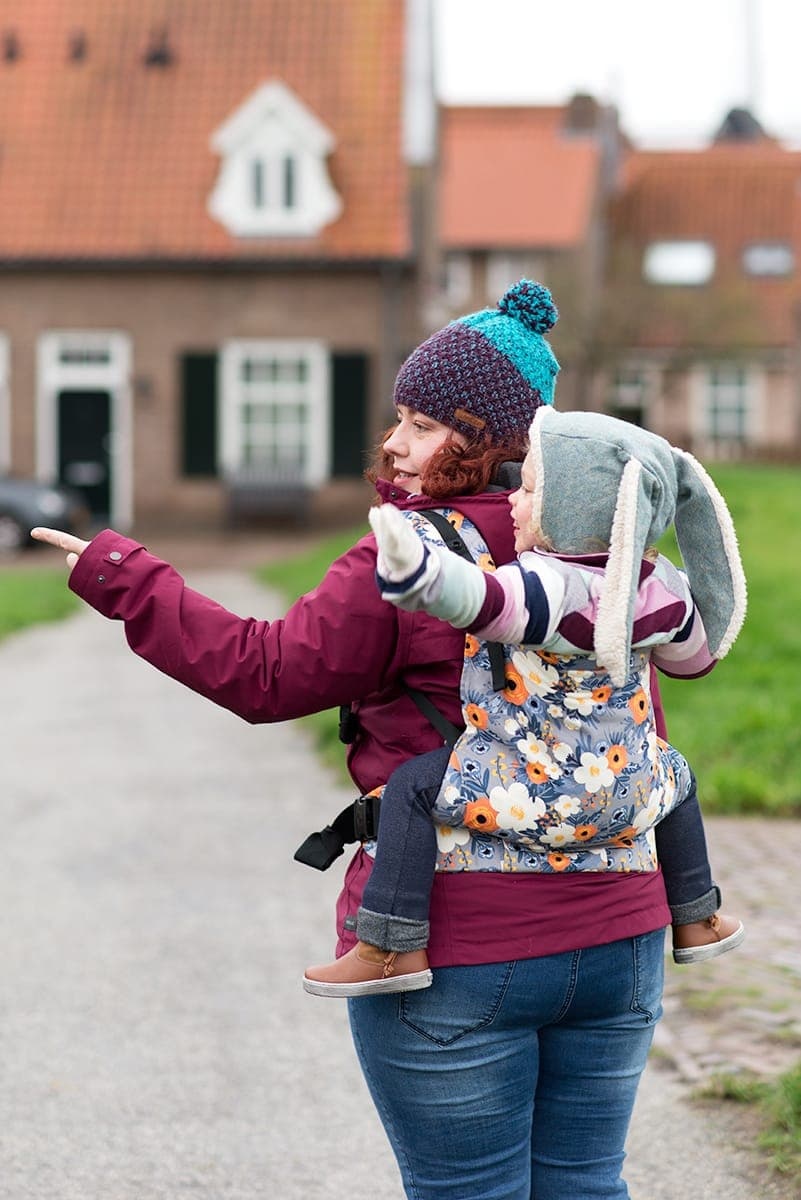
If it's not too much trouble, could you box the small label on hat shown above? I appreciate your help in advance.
[454,407,486,430]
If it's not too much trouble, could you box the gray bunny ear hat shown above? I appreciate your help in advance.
[526,407,747,685]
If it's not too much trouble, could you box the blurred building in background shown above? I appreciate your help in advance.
[0,1,797,534]
[0,0,437,531]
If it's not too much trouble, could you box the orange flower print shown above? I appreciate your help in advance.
[628,689,649,724]
[548,852,571,871]
[478,552,497,573]
[446,511,465,531]
[610,826,638,848]
[606,745,629,774]
[538,650,561,665]
[526,761,551,786]
[464,799,499,834]
[465,703,489,730]
[574,824,599,841]
[503,664,528,706]
[592,686,612,704]
[464,634,480,658]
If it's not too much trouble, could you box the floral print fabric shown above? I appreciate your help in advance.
[419,514,693,876]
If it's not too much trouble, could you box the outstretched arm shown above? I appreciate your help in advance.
[369,504,489,627]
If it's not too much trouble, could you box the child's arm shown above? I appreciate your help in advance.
[368,505,560,642]
[643,555,718,678]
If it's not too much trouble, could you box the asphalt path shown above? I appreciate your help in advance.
[0,569,781,1198]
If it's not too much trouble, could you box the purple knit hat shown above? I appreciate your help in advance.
[393,279,560,444]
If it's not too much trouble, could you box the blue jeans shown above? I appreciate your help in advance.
[348,930,665,1200]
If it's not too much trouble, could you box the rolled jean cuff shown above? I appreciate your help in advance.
[670,884,722,926]
[356,908,430,952]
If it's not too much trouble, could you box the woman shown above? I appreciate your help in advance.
[34,281,668,1199]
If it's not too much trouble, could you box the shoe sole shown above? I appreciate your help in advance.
[673,921,746,964]
[303,969,434,998]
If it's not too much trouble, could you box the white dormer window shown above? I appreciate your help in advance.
[643,240,715,286]
[208,80,343,238]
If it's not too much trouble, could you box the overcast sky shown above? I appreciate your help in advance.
[435,0,801,148]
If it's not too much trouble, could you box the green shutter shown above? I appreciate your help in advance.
[181,353,218,476]
[331,353,368,477]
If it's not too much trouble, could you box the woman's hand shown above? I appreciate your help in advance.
[30,527,89,570]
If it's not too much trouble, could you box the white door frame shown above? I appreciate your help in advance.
[36,331,133,528]
[0,335,9,474]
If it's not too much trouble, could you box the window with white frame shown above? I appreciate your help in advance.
[702,364,751,442]
[606,363,653,426]
[219,340,330,486]
[442,253,472,308]
[643,240,715,285]
[208,81,342,238]
[486,253,544,301]
[741,241,795,277]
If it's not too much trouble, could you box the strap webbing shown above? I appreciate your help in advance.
[418,510,507,692]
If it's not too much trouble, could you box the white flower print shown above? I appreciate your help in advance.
[632,783,673,834]
[553,794,582,819]
[511,649,559,698]
[538,822,577,848]
[573,752,615,794]
[489,781,546,831]
[442,784,462,806]
[552,741,571,763]
[564,716,582,731]
[515,733,563,779]
[547,704,564,718]
[504,717,521,738]
[563,690,595,716]
[646,729,659,763]
[436,825,471,853]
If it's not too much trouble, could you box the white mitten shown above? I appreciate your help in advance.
[368,503,425,582]
[368,504,488,626]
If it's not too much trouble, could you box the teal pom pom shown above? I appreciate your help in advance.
[497,279,558,334]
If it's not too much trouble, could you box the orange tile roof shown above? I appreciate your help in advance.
[439,106,603,250]
[0,0,409,261]
[612,145,801,345]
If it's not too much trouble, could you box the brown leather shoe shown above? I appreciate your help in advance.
[672,913,745,964]
[303,941,433,997]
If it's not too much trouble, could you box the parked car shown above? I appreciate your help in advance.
[0,476,90,553]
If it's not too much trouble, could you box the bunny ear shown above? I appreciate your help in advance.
[594,456,654,686]
[672,450,747,658]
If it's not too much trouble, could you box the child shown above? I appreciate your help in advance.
[304,408,747,996]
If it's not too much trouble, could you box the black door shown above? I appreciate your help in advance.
[57,390,112,522]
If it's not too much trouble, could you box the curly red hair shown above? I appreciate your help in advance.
[365,424,529,501]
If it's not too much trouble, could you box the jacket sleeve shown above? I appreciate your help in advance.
[67,529,401,723]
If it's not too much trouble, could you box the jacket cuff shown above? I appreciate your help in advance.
[68,529,146,614]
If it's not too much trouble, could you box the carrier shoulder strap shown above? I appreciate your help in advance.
[337,507,507,748]
[416,510,507,693]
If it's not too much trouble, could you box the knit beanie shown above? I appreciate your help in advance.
[393,279,560,444]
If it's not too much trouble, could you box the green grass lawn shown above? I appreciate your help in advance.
[657,465,800,815]
[258,464,800,815]
[0,566,78,641]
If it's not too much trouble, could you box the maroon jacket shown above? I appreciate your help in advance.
[67,479,525,794]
